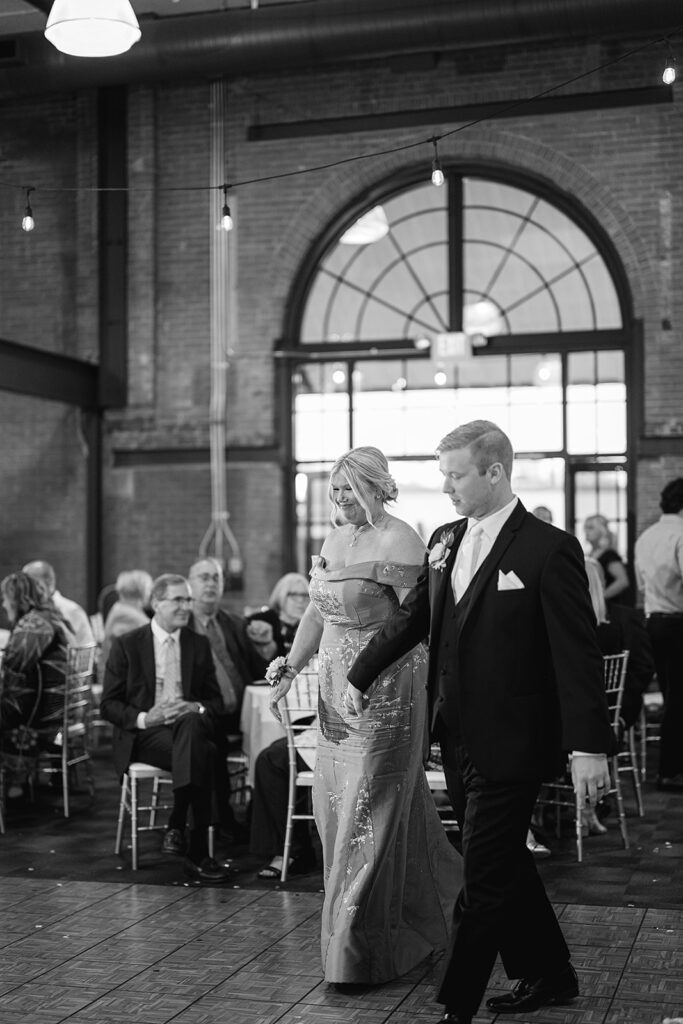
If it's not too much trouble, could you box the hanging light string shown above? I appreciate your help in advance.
[662,38,678,84]
[2,26,680,212]
[21,187,35,232]
[430,138,444,187]
[221,184,233,231]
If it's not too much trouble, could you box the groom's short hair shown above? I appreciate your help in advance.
[437,420,514,479]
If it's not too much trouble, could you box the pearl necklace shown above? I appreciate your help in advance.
[349,511,386,546]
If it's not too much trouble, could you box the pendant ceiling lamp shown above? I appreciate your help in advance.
[45,0,141,58]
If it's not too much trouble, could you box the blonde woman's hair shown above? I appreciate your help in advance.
[584,556,608,624]
[268,572,309,614]
[116,569,153,604]
[328,446,398,528]
[584,513,615,548]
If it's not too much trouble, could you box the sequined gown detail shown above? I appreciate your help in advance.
[309,558,461,984]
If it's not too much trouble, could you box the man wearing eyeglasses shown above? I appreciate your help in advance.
[187,557,272,844]
[101,573,234,882]
[187,557,272,727]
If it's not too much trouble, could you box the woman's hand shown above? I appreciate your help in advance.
[267,662,297,723]
[345,682,366,716]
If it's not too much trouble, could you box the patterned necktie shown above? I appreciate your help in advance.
[205,617,241,713]
[452,522,485,601]
[161,634,182,703]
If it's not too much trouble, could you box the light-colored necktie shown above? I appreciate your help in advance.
[161,634,182,703]
[452,522,485,601]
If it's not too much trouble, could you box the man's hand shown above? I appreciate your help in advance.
[344,683,366,716]
[571,753,610,806]
[144,699,197,727]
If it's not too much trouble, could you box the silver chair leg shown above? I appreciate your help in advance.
[131,775,139,870]
[115,775,128,855]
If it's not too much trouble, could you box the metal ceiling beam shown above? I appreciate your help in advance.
[0,0,679,98]
[0,337,98,407]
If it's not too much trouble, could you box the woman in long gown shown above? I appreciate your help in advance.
[268,446,461,985]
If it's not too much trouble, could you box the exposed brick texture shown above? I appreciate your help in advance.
[0,33,681,611]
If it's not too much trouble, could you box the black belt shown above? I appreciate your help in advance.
[648,612,683,619]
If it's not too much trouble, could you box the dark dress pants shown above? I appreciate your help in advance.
[647,615,683,777]
[438,732,570,1016]
[250,737,313,859]
[131,711,216,830]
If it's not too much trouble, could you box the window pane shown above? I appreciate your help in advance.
[352,359,459,457]
[293,364,350,461]
[301,182,448,343]
[513,458,566,530]
[566,351,626,454]
[574,468,629,556]
[463,178,622,333]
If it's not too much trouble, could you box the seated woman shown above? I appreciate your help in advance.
[245,572,310,661]
[250,722,318,880]
[100,569,153,669]
[0,572,70,796]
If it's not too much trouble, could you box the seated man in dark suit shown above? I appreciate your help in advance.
[187,556,272,841]
[187,557,273,727]
[101,572,233,882]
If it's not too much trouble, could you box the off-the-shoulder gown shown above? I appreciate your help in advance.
[309,557,462,984]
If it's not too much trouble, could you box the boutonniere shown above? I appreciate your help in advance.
[428,529,455,571]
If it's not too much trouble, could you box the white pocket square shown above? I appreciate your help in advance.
[497,570,525,591]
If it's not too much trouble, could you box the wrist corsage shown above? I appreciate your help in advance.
[428,529,455,572]
[266,656,292,687]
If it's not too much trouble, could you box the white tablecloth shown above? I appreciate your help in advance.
[240,682,318,786]
[240,684,286,786]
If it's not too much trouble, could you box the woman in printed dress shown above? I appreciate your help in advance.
[1,571,70,795]
[269,447,461,985]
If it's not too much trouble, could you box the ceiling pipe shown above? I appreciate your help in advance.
[1,0,679,98]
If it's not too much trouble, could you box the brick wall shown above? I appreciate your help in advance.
[0,34,681,611]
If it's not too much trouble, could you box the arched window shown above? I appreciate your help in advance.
[280,169,633,570]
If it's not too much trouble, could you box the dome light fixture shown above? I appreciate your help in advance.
[340,205,389,245]
[45,0,141,58]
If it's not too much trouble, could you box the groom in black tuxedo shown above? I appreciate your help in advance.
[347,420,614,1023]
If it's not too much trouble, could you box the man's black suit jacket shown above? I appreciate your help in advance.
[188,608,269,689]
[348,501,614,783]
[101,623,224,778]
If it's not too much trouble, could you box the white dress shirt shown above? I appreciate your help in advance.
[634,513,683,615]
[136,619,183,730]
[451,497,519,599]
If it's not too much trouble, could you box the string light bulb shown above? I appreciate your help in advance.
[431,138,445,187]
[22,188,35,232]
[221,185,233,232]
[663,53,677,85]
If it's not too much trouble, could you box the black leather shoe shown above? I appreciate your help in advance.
[161,828,185,856]
[184,856,237,883]
[439,1013,472,1024]
[486,964,579,1013]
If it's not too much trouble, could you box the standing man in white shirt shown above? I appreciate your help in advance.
[348,420,614,1024]
[101,573,233,882]
[635,478,683,791]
